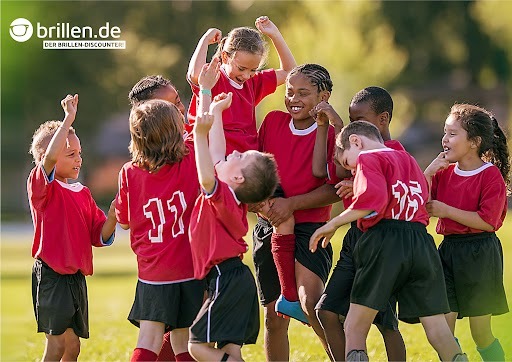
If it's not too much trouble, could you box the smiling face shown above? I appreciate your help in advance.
[442,115,478,163]
[54,133,82,182]
[153,85,185,115]
[285,73,325,122]
[221,50,262,86]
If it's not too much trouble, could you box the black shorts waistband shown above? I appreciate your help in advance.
[371,219,427,231]
[207,257,243,279]
[443,232,495,243]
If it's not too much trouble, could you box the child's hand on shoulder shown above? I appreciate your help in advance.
[202,28,222,45]
[210,92,232,114]
[61,94,79,120]
[198,57,220,90]
[194,112,214,135]
[255,16,279,37]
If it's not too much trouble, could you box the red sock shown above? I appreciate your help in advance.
[175,352,194,361]
[131,348,158,362]
[271,233,298,302]
[156,332,176,361]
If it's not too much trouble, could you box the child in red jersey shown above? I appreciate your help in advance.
[188,92,279,362]
[310,121,468,362]
[27,94,116,361]
[255,64,341,360]
[313,87,406,361]
[116,100,204,362]
[187,16,295,154]
[425,104,509,362]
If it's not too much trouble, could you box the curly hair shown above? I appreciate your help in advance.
[29,120,76,163]
[351,86,394,122]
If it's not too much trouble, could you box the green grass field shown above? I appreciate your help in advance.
[2,215,511,361]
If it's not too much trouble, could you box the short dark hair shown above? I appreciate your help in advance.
[336,121,384,151]
[235,152,279,204]
[129,75,173,106]
[351,86,393,121]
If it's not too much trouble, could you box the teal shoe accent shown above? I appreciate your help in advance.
[275,294,310,325]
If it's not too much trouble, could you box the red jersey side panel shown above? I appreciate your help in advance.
[27,165,107,275]
[431,163,507,235]
[189,179,249,280]
[348,148,430,232]
[186,68,277,154]
[115,145,199,283]
[258,110,336,224]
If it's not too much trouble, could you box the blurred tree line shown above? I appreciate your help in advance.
[2,0,511,220]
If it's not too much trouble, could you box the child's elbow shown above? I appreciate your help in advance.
[313,169,328,179]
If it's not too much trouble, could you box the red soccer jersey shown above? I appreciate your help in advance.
[348,148,430,232]
[431,163,507,235]
[186,67,277,154]
[341,139,406,210]
[258,110,337,224]
[189,179,249,280]
[27,165,110,276]
[116,144,199,283]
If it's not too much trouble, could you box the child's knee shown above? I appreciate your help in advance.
[316,308,340,327]
[264,309,288,332]
[65,338,81,359]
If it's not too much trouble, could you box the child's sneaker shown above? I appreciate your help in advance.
[274,294,310,326]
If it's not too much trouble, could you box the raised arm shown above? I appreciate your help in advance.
[197,57,221,115]
[187,28,222,86]
[194,112,216,194]
[42,94,79,175]
[255,16,296,86]
[209,93,232,164]
[311,101,344,178]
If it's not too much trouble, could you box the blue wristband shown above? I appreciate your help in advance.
[200,89,212,97]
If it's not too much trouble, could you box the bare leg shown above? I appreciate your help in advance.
[317,309,346,361]
[376,325,406,362]
[445,311,458,335]
[343,303,377,357]
[420,314,462,361]
[170,327,190,355]
[469,315,494,348]
[263,300,290,361]
[43,331,66,361]
[61,329,81,361]
[137,320,166,353]
[296,262,329,357]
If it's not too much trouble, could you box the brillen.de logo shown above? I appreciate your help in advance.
[10,18,33,42]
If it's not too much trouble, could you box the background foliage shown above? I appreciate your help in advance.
[2,0,511,219]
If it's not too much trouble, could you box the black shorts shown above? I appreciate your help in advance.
[189,258,259,347]
[128,278,205,331]
[252,217,333,305]
[351,219,450,324]
[32,259,89,338]
[316,223,399,331]
[439,232,508,317]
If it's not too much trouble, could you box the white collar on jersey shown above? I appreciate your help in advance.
[56,179,84,192]
[288,118,317,136]
[220,65,244,90]
[359,147,394,155]
[454,162,493,177]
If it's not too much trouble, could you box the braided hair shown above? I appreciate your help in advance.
[287,63,333,93]
[128,75,173,106]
